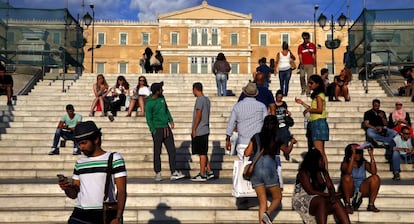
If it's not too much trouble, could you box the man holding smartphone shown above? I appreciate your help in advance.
[58,121,127,224]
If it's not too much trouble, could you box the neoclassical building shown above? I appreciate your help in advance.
[84,1,347,75]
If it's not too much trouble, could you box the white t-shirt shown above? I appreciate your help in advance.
[278,51,291,71]
[72,151,127,209]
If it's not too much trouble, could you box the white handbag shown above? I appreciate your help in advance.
[231,159,256,198]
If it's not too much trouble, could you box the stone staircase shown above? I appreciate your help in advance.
[0,73,413,223]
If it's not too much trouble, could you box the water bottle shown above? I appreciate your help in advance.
[304,112,310,129]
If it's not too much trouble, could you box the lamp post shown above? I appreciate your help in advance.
[83,3,99,73]
[317,13,347,74]
[313,5,319,74]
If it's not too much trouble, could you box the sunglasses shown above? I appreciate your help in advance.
[396,104,402,106]
[139,79,145,81]
[402,132,411,135]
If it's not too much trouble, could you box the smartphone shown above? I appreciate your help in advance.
[57,174,66,181]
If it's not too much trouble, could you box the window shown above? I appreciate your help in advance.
[259,33,267,46]
[191,28,197,46]
[201,28,208,46]
[6,32,14,44]
[201,57,208,73]
[211,28,218,46]
[171,32,178,46]
[211,56,216,65]
[119,62,127,73]
[327,63,334,74]
[231,33,238,46]
[142,32,149,45]
[230,63,238,74]
[52,32,61,45]
[281,33,290,45]
[326,33,333,41]
[97,62,105,74]
[191,57,198,73]
[97,32,105,45]
[120,33,128,45]
[170,63,179,74]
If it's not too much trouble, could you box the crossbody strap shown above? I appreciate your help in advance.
[103,152,115,201]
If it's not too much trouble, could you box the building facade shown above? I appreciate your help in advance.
[84,1,348,75]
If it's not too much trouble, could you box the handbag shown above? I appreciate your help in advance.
[242,148,264,180]
[231,160,256,198]
[103,152,119,224]
[290,59,297,70]
[150,54,160,66]
[284,115,295,127]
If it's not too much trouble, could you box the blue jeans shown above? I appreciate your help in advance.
[215,73,227,96]
[52,128,78,148]
[366,127,397,145]
[391,150,412,172]
[279,69,292,96]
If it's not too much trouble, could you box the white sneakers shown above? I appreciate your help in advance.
[154,172,162,181]
[170,170,185,180]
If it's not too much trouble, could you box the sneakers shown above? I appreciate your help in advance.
[72,148,81,155]
[48,148,59,155]
[191,173,207,182]
[393,171,401,181]
[154,172,162,181]
[207,171,215,180]
[352,191,363,211]
[170,170,185,180]
[261,211,272,224]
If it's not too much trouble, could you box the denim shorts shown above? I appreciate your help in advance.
[250,155,280,188]
[310,118,329,141]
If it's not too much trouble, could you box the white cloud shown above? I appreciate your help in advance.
[130,0,198,21]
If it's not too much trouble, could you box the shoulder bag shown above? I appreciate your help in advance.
[103,152,119,224]
[243,134,264,180]
[150,54,160,66]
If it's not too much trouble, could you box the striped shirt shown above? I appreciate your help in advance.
[226,97,268,145]
[72,151,127,209]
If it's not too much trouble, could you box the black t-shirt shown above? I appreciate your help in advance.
[364,109,386,127]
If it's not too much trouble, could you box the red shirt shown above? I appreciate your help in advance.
[298,42,316,65]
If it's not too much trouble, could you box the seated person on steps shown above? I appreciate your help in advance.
[363,99,398,158]
[0,64,13,106]
[48,104,83,155]
[388,100,413,137]
[332,67,352,101]
[89,74,109,117]
[104,75,130,120]
[126,75,150,117]
[391,126,414,181]
[339,143,381,214]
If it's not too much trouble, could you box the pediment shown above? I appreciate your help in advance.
[158,1,251,20]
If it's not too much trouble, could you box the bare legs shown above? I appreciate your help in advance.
[314,140,328,170]
[89,96,105,116]
[255,185,282,224]
[310,196,350,224]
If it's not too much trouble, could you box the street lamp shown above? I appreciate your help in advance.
[317,13,347,74]
[83,3,100,73]
[313,5,319,74]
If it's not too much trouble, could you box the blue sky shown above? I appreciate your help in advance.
[5,0,414,22]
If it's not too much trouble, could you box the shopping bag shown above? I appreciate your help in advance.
[232,160,256,198]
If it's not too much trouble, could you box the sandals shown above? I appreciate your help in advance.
[367,204,380,212]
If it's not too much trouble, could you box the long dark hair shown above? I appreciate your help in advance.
[309,74,325,99]
[299,149,326,188]
[116,75,130,89]
[259,115,282,154]
[343,144,366,167]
